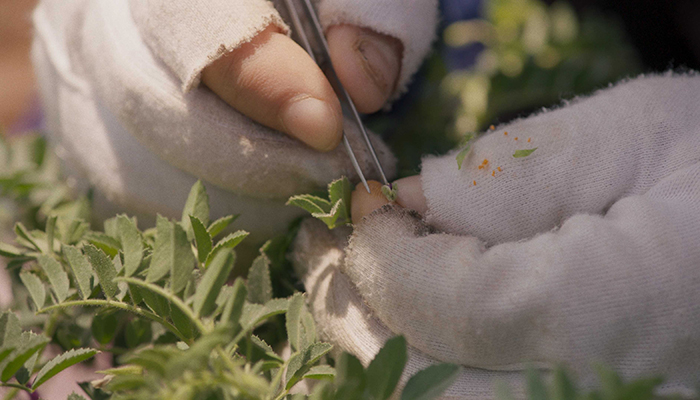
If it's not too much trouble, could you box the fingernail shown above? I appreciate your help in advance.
[356,34,402,98]
[281,96,341,152]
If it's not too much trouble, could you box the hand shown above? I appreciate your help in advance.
[201,24,402,151]
[292,74,700,397]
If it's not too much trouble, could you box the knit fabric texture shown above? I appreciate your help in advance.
[293,74,700,398]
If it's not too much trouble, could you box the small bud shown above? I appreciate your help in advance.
[381,184,398,202]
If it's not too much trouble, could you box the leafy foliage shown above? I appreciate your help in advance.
[287,177,352,229]
[513,148,538,158]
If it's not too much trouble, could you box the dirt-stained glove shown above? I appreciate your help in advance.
[292,74,700,398]
[31,0,438,237]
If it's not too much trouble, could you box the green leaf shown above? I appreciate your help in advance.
[328,177,352,222]
[0,312,21,352]
[19,271,45,309]
[205,230,249,266]
[311,200,346,229]
[147,216,195,295]
[335,352,365,395]
[552,367,577,400]
[1,332,50,382]
[286,195,332,215]
[285,342,333,390]
[381,184,398,202]
[239,298,289,334]
[68,393,87,400]
[84,231,121,258]
[84,244,118,299]
[513,148,538,158]
[14,222,40,252]
[221,278,247,328]
[181,180,210,240]
[247,255,272,305]
[367,336,407,400]
[38,254,70,303]
[207,215,238,238]
[190,215,212,264]
[31,348,98,390]
[303,365,336,380]
[455,145,471,170]
[125,319,153,349]
[91,312,118,345]
[193,250,235,317]
[401,363,461,400]
[526,368,549,400]
[286,293,305,352]
[0,242,24,258]
[46,214,57,254]
[170,305,194,340]
[62,245,93,300]
[116,215,143,277]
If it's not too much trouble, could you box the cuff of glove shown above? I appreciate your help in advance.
[129,0,290,92]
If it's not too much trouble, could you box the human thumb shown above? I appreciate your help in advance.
[327,25,403,114]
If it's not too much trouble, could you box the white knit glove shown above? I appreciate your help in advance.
[292,74,700,398]
[31,0,438,238]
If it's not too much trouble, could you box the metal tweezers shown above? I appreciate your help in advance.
[282,0,389,193]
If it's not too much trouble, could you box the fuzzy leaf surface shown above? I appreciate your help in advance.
[401,363,461,400]
[247,255,272,305]
[181,180,210,239]
[117,215,143,277]
[285,342,333,390]
[207,215,238,238]
[367,336,407,400]
[19,271,45,309]
[193,250,235,317]
[190,215,212,264]
[62,245,93,300]
[38,254,69,303]
[32,348,98,389]
[84,244,118,299]
[205,230,249,267]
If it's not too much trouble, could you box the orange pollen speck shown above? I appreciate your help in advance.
[527,138,531,143]
[504,131,508,136]
[514,137,518,141]
[482,159,489,165]
[490,125,495,130]
[473,180,477,186]
[498,167,502,172]
[492,170,495,177]
[477,165,484,170]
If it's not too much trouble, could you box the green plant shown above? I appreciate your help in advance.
[286,177,352,229]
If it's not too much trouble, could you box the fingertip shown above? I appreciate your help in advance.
[351,180,392,224]
[280,95,343,152]
[394,176,427,215]
[327,25,403,114]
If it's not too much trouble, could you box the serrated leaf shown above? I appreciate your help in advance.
[456,145,471,170]
[513,148,538,158]
[303,365,335,380]
[84,244,118,299]
[38,254,70,303]
[247,255,272,305]
[181,180,210,240]
[62,245,93,300]
[116,215,143,277]
[286,293,315,351]
[401,363,461,400]
[367,336,407,400]
[0,242,23,258]
[31,348,98,389]
[0,312,21,356]
[138,285,170,317]
[285,342,333,390]
[190,215,212,264]
[19,271,45,309]
[193,250,235,317]
[328,177,352,222]
[239,298,289,333]
[207,215,239,238]
[1,332,50,382]
[46,215,57,254]
[84,231,121,258]
[311,199,344,229]
[14,222,40,251]
[221,278,247,328]
[205,230,249,266]
[147,216,195,295]
[286,195,332,215]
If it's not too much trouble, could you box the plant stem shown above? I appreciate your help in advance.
[38,299,188,342]
[0,383,30,393]
[115,277,208,335]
